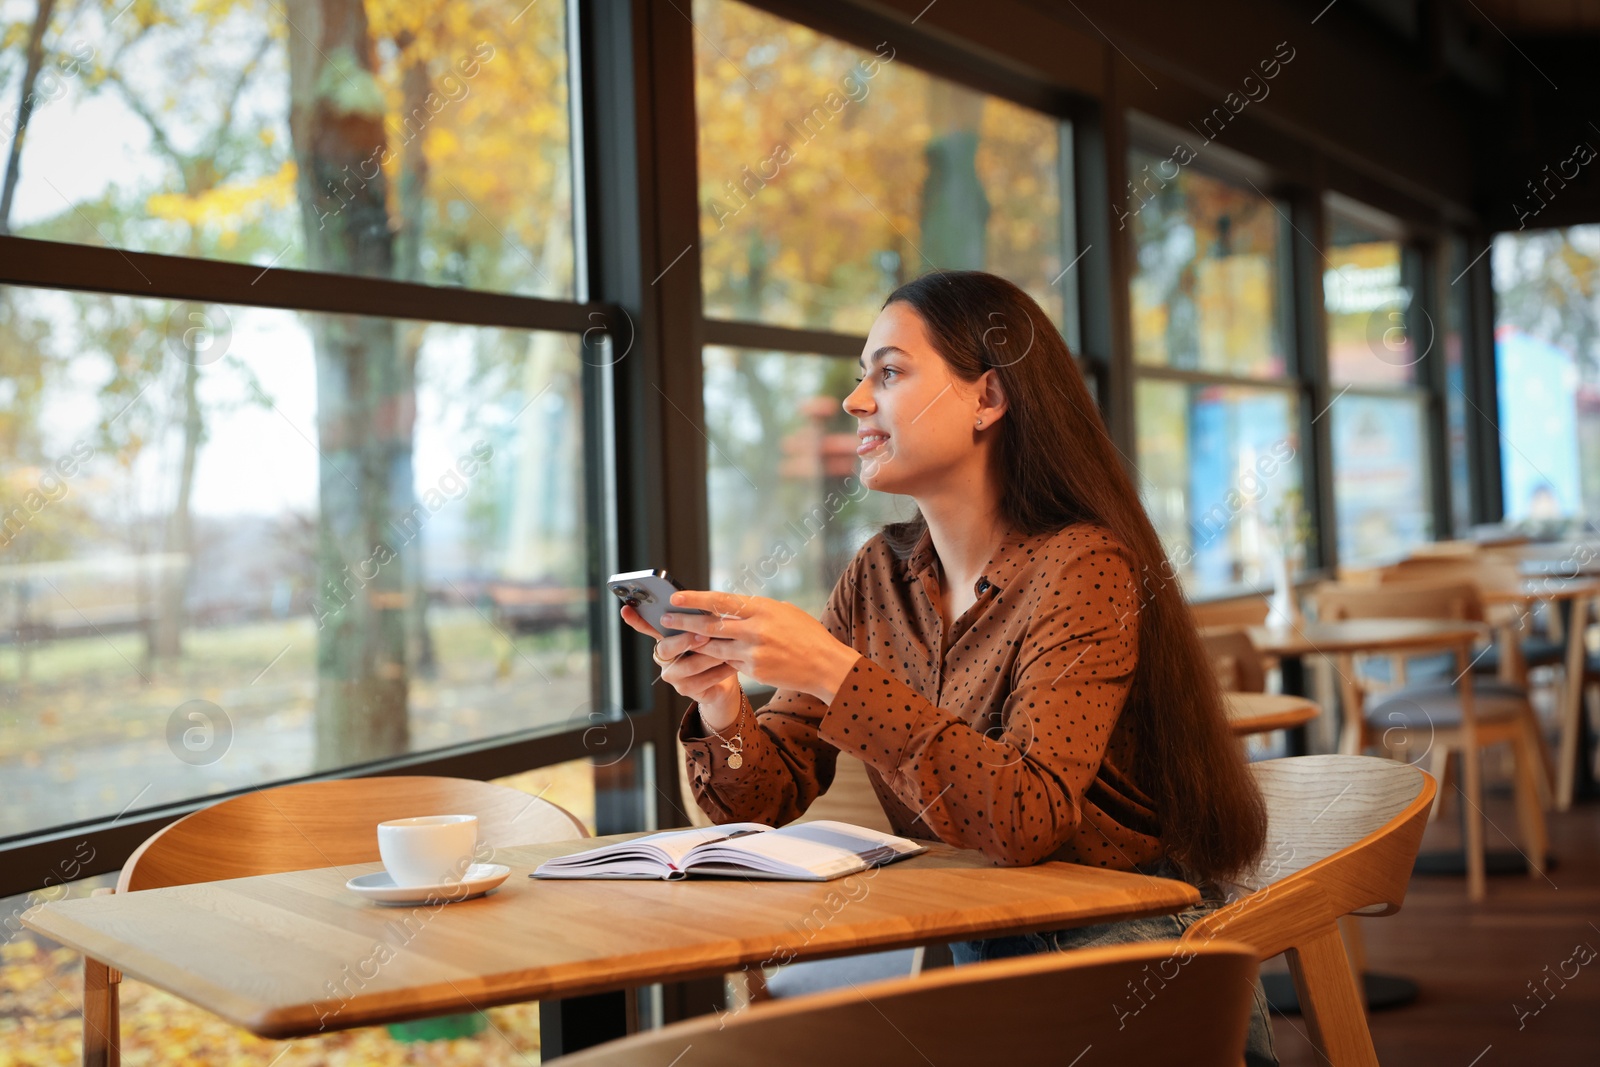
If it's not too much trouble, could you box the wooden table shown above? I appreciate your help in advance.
[23,834,1200,1058]
[1225,692,1318,738]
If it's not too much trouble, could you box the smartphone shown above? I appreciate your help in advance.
[607,569,707,637]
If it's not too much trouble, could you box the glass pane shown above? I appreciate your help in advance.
[1492,226,1600,522]
[1128,151,1287,379]
[1134,379,1303,596]
[0,287,592,837]
[1444,236,1473,534]
[1330,393,1433,562]
[0,2,573,299]
[703,347,912,620]
[693,0,1068,334]
[1324,217,1414,385]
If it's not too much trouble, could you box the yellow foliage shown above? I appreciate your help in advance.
[692,0,1063,332]
[145,162,298,231]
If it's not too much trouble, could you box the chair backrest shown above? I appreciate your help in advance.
[796,754,895,833]
[1315,578,1484,624]
[1233,755,1432,910]
[558,939,1260,1067]
[1200,628,1266,692]
[1407,539,1483,558]
[118,775,588,892]
[1180,757,1434,1067]
[1379,556,1524,595]
[1190,594,1270,629]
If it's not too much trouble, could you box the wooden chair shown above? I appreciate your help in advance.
[1201,627,1267,693]
[1315,581,1548,901]
[1182,755,1435,1067]
[1379,555,1565,684]
[81,776,588,1067]
[1191,593,1270,630]
[558,939,1261,1067]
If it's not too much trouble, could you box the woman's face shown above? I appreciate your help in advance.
[843,301,997,497]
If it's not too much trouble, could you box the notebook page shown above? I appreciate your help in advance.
[772,821,925,858]
[626,822,771,866]
[689,820,925,879]
[535,822,771,875]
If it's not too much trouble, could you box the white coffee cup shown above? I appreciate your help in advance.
[377,814,479,889]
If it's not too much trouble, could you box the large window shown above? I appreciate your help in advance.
[1128,145,1304,596]
[1324,204,1433,562]
[0,0,574,298]
[1492,224,1600,524]
[693,0,1075,614]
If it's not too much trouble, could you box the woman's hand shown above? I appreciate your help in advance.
[659,591,861,704]
[619,604,743,731]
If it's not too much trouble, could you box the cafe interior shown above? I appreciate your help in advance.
[4,0,1600,1063]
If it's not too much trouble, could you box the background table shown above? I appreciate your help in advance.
[24,833,1200,1058]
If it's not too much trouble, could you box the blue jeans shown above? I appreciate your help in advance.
[950,859,1279,1066]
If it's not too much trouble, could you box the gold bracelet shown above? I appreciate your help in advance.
[705,694,747,769]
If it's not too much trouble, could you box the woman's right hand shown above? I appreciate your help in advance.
[620,605,744,732]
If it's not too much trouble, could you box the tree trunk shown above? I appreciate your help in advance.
[918,81,988,269]
[0,0,56,234]
[152,351,201,658]
[286,0,414,767]
[393,33,435,679]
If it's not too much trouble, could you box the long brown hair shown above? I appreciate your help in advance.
[881,270,1267,882]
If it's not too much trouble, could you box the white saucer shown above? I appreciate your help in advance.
[346,863,511,905]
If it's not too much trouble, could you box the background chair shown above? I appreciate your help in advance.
[1190,594,1270,630]
[1201,627,1267,694]
[81,776,588,1067]
[559,939,1261,1067]
[1379,555,1565,687]
[1182,755,1435,1067]
[1314,581,1547,901]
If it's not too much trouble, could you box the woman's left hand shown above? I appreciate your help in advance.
[659,591,861,703]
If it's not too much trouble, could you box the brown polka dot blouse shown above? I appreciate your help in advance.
[679,521,1162,870]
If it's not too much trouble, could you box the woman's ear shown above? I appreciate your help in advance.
[974,369,1008,429]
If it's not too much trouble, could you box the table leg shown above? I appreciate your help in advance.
[1575,692,1599,801]
[1556,595,1592,810]
[1412,767,1556,876]
[1277,655,1310,757]
[539,992,630,1059]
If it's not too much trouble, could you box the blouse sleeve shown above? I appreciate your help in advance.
[818,537,1140,866]
[678,566,856,826]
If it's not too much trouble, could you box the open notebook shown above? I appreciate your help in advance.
[530,820,927,882]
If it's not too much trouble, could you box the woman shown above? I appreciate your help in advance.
[623,270,1275,1064]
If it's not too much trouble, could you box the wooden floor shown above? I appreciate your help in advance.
[1269,783,1600,1065]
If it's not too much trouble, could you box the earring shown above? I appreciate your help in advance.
[975,419,984,429]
